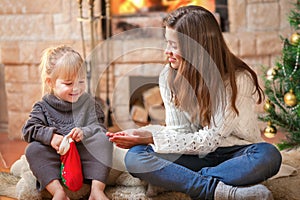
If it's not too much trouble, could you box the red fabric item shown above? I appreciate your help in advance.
[60,141,83,191]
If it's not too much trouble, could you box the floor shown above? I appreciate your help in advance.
[0,128,286,200]
[0,133,27,170]
[0,132,27,200]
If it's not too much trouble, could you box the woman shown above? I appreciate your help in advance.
[107,6,281,200]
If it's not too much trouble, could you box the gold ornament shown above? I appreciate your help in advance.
[290,32,300,45]
[263,121,277,138]
[263,99,275,112]
[266,67,276,80]
[284,89,297,107]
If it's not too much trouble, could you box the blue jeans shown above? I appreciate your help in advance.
[124,142,282,200]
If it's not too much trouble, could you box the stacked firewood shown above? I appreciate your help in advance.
[130,86,165,125]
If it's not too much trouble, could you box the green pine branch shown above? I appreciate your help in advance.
[289,1,300,30]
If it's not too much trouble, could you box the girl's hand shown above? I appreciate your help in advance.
[50,133,64,152]
[106,129,153,149]
[69,127,83,142]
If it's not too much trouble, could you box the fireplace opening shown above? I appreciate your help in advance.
[111,0,216,15]
[110,0,228,33]
[129,76,165,126]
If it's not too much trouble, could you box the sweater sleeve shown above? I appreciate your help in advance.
[81,97,107,139]
[22,103,56,145]
[151,69,258,156]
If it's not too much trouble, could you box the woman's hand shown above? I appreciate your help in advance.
[69,127,84,142]
[50,133,64,152]
[106,129,153,149]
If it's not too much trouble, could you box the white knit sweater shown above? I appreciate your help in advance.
[150,65,263,156]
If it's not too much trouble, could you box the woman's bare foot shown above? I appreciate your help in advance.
[88,180,109,200]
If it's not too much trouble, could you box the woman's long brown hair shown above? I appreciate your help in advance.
[164,5,263,127]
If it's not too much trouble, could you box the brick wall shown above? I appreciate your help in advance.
[0,0,296,139]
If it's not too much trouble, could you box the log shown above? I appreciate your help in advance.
[142,86,162,110]
[148,104,165,124]
[130,105,148,123]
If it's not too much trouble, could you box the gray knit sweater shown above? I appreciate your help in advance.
[22,93,107,145]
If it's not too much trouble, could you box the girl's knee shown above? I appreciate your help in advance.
[25,141,56,162]
[25,142,43,157]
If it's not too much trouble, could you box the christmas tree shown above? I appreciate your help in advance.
[260,1,300,150]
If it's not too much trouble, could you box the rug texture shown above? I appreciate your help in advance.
[0,171,191,200]
[0,148,299,200]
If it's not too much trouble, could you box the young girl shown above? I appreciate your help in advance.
[107,5,282,200]
[23,45,112,200]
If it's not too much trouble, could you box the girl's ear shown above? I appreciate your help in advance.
[45,77,53,92]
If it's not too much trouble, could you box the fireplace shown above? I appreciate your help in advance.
[94,0,229,129]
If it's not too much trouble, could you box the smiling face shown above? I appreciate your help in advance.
[51,75,86,103]
[165,26,182,70]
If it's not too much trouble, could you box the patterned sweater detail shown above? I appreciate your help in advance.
[151,66,263,156]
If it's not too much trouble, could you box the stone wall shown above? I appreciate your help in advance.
[0,0,296,139]
[0,0,86,138]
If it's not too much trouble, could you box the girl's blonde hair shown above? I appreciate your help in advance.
[39,45,85,95]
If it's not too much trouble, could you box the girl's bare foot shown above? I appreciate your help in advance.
[46,179,70,200]
[89,180,109,200]
[52,189,70,200]
[89,190,109,200]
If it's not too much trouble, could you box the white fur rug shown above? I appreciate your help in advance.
[0,170,191,200]
[1,148,299,200]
